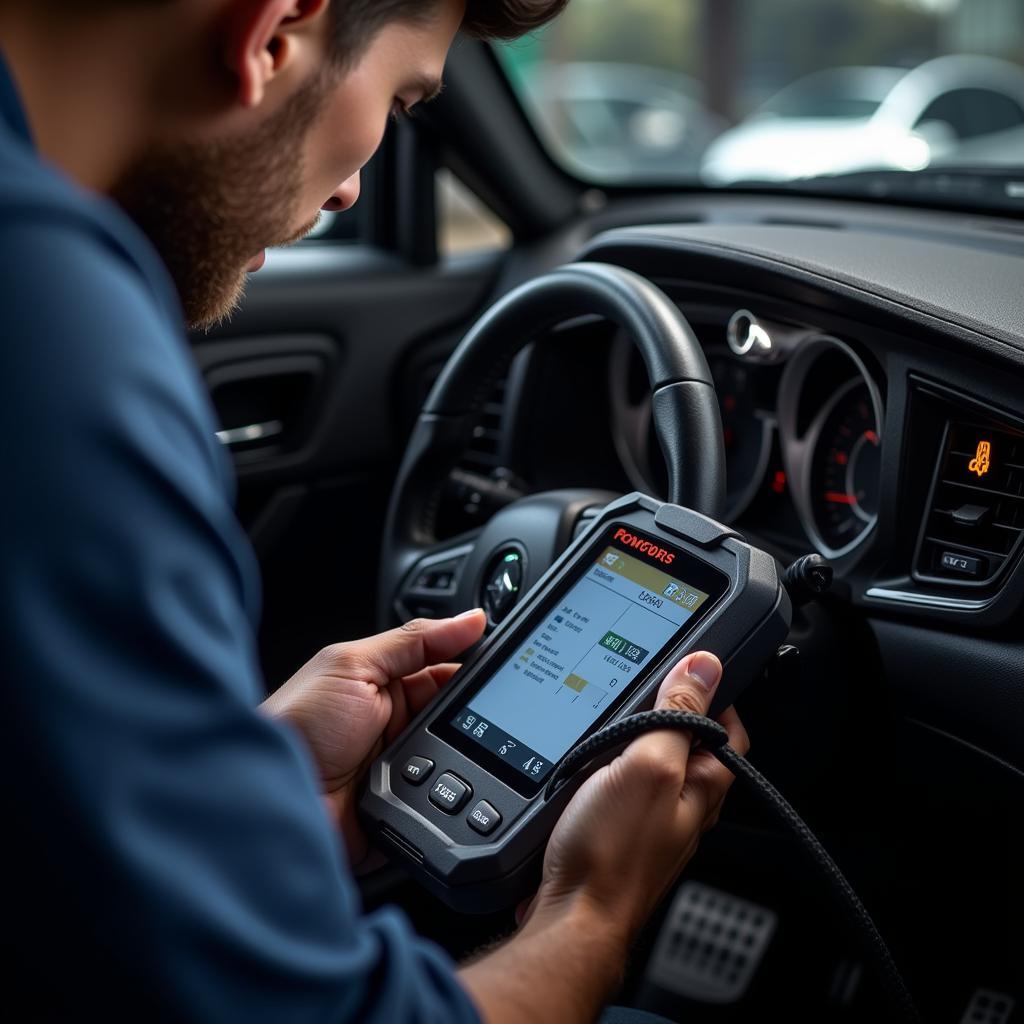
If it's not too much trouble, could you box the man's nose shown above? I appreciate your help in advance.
[323,171,361,213]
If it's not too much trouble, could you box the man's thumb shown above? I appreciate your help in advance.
[619,651,724,780]
[654,651,723,718]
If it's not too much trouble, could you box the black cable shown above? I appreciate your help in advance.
[545,710,920,1022]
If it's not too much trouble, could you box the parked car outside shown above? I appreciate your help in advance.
[701,54,1024,184]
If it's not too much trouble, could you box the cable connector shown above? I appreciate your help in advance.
[783,553,833,608]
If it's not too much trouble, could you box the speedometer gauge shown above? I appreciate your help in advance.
[809,381,881,551]
[777,335,885,560]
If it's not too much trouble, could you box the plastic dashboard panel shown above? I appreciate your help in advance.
[578,221,1024,355]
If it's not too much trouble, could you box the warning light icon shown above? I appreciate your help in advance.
[969,440,992,478]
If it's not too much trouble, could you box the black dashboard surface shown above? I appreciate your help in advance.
[582,219,1024,351]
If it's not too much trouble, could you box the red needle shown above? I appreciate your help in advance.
[864,430,879,445]
[825,492,857,505]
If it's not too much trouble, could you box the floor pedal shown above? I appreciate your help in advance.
[960,989,1016,1024]
[645,881,777,1004]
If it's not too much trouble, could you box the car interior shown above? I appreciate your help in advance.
[190,4,1023,1021]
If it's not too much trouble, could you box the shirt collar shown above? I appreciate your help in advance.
[0,50,34,147]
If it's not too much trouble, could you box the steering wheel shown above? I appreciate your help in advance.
[377,262,726,629]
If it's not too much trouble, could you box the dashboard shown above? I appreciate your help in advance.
[575,215,1024,628]
[475,196,1024,781]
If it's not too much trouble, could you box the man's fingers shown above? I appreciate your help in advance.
[680,705,749,832]
[716,705,750,757]
[401,663,462,691]
[401,663,462,718]
[383,664,464,745]
[324,610,486,686]
[620,651,723,784]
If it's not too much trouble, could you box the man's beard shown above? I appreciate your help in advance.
[112,81,327,331]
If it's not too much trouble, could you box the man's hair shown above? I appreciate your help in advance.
[66,1,568,69]
[330,1,569,68]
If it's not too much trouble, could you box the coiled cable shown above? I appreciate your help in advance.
[545,709,920,1022]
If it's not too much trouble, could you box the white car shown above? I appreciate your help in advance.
[701,55,1024,185]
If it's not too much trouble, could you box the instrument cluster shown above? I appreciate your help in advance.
[610,309,886,561]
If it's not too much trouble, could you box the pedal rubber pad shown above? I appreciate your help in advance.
[646,881,777,1004]
[960,989,1016,1024]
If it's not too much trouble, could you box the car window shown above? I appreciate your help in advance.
[915,88,1024,140]
[437,170,512,257]
[566,99,623,147]
[495,0,1024,189]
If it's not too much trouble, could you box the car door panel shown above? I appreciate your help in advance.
[190,247,504,683]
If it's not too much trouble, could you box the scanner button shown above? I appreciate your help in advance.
[401,757,434,786]
[429,773,470,814]
[467,800,502,836]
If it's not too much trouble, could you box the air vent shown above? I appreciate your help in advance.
[406,355,509,470]
[462,375,509,472]
[435,369,523,538]
[915,419,1024,586]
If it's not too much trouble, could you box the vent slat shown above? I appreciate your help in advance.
[940,478,1024,502]
[460,373,510,471]
[923,537,1009,561]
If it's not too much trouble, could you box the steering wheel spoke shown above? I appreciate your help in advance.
[394,536,479,622]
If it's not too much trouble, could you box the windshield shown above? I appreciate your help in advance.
[495,0,1024,203]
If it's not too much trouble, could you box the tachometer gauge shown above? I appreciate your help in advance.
[809,381,881,551]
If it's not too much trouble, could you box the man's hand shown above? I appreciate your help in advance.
[261,610,487,868]
[531,650,748,939]
[460,651,748,1024]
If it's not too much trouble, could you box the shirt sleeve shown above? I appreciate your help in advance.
[0,220,481,1024]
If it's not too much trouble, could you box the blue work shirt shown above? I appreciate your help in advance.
[0,52,480,1023]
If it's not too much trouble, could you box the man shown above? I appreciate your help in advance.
[0,1,748,1021]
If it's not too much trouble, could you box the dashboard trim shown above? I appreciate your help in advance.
[864,587,991,611]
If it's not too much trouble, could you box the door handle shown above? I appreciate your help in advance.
[215,419,284,447]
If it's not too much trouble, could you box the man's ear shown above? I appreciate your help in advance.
[224,0,331,109]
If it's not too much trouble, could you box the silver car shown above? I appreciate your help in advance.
[701,54,1024,184]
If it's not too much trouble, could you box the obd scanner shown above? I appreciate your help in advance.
[360,493,790,912]
[361,494,919,1018]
